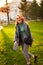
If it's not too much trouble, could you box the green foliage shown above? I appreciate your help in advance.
[18,0,40,20]
[28,0,40,20]
[18,0,28,19]
[40,0,43,20]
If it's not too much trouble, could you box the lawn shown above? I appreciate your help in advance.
[0,21,43,65]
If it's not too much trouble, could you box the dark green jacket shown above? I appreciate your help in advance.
[14,22,33,46]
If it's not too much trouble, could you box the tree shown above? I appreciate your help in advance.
[6,0,10,24]
[28,0,39,20]
[0,0,10,24]
[40,0,43,20]
[18,0,28,19]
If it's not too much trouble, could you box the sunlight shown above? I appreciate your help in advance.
[7,0,13,3]
[29,0,33,1]
[28,0,40,3]
[0,26,3,30]
[0,0,6,7]
[0,0,13,8]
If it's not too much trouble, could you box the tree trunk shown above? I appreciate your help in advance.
[6,0,10,24]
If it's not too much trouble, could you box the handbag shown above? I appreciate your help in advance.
[23,36,33,45]
[13,42,19,50]
[22,29,33,45]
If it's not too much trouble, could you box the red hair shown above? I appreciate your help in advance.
[15,14,24,25]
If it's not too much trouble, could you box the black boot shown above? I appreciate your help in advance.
[34,56,37,63]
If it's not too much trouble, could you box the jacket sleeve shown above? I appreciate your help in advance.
[27,25,33,39]
[27,25,32,37]
[27,24,33,46]
[14,26,19,42]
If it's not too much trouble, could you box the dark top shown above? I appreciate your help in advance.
[14,22,33,46]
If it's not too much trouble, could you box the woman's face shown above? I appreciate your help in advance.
[16,16,22,24]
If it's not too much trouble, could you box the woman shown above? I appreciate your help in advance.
[13,14,37,65]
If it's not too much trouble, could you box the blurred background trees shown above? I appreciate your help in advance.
[19,0,43,21]
[0,0,43,23]
[0,0,10,24]
[28,0,40,20]
[18,0,28,19]
[40,0,43,20]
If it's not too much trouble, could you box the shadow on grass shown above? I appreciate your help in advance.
[1,30,16,65]
[1,30,26,65]
[2,29,43,65]
[1,30,13,49]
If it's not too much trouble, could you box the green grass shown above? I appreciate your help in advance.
[0,21,43,65]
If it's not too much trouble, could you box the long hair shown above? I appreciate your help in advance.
[15,14,25,25]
